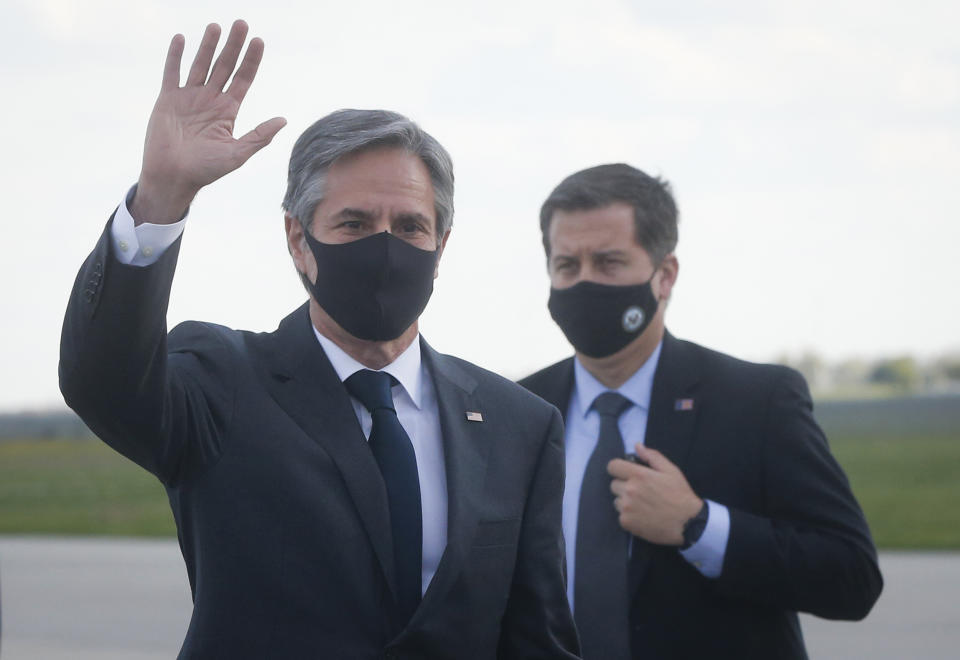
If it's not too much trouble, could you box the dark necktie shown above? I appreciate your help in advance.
[345,369,423,625]
[575,391,633,660]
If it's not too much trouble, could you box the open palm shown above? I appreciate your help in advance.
[134,20,286,224]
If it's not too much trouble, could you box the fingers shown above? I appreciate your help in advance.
[607,458,641,480]
[174,21,265,100]
[186,23,222,87]
[634,444,677,474]
[161,34,185,90]
[226,37,265,104]
[208,20,249,91]
[610,478,628,497]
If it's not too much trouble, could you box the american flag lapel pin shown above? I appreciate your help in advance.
[465,411,484,422]
[674,398,695,411]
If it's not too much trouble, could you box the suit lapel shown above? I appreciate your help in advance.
[629,331,702,592]
[259,304,397,598]
[520,358,575,423]
[407,339,491,626]
[541,360,575,422]
[644,332,701,470]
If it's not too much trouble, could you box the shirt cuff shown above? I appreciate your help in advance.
[110,184,187,266]
[678,499,730,578]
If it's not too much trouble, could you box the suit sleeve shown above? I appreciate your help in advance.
[59,216,235,487]
[497,406,581,660]
[716,368,883,620]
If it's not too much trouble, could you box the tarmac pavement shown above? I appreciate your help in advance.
[0,536,956,659]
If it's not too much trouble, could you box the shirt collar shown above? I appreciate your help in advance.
[312,326,424,410]
[572,339,664,418]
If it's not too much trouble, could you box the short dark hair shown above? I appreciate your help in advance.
[539,163,678,264]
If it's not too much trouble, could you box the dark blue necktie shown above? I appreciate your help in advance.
[345,369,423,625]
[575,391,633,660]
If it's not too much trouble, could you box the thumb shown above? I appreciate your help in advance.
[634,444,678,475]
[236,116,287,161]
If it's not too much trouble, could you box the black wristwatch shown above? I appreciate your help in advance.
[680,501,709,550]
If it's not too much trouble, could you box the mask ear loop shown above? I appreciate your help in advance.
[646,265,659,284]
[646,263,662,302]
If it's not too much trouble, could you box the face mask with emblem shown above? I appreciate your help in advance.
[547,275,659,358]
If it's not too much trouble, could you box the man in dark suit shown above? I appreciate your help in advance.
[59,21,579,659]
[519,163,882,659]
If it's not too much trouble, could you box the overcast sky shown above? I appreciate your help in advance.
[2,0,957,411]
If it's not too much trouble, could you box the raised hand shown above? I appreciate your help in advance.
[132,20,287,225]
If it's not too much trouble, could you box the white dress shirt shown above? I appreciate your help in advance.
[110,186,187,266]
[110,187,449,595]
[563,340,730,610]
[313,331,448,596]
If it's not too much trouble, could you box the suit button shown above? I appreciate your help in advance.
[384,650,399,660]
[84,290,94,303]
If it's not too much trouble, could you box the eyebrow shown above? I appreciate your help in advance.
[549,255,579,272]
[333,208,378,222]
[332,209,433,227]
[393,212,433,226]
[551,249,628,263]
[591,250,629,260]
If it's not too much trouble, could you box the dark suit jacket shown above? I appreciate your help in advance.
[519,332,882,660]
[59,220,580,660]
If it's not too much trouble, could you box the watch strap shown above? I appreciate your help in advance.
[680,501,709,550]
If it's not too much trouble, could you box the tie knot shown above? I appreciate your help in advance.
[345,369,397,413]
[591,391,632,419]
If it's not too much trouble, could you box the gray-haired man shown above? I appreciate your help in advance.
[60,20,579,659]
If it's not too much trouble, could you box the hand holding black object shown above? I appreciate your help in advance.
[626,452,650,468]
[625,452,707,548]
[608,444,703,546]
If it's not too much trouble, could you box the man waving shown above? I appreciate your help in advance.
[60,21,579,660]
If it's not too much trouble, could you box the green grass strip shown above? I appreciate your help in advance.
[0,438,175,536]
[1,431,958,548]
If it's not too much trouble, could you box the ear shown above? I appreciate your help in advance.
[433,228,452,279]
[285,213,315,281]
[656,253,679,301]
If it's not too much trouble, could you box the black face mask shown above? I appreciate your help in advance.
[301,230,439,342]
[548,277,660,358]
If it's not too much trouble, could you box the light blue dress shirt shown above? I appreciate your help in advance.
[563,340,730,610]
